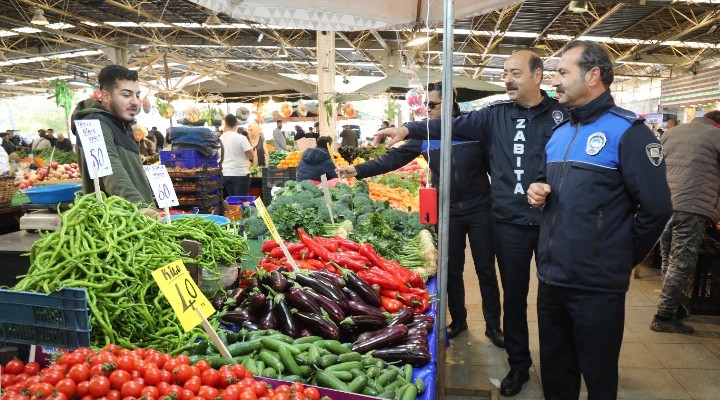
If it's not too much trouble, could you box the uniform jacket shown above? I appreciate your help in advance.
[296,147,338,181]
[71,99,153,205]
[355,139,491,216]
[661,117,720,221]
[536,90,672,293]
[405,91,567,225]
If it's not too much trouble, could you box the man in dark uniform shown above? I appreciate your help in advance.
[339,81,502,348]
[375,50,568,397]
[527,40,672,399]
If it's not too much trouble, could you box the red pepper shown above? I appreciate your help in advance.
[358,243,385,268]
[269,247,285,259]
[324,263,340,275]
[360,268,409,292]
[286,243,306,253]
[332,236,361,251]
[305,259,326,270]
[299,229,332,258]
[379,289,407,304]
[380,259,414,282]
[406,287,430,300]
[411,298,430,314]
[261,240,279,253]
[298,229,366,271]
[313,237,341,252]
[409,273,426,289]
[295,260,318,271]
[380,296,404,313]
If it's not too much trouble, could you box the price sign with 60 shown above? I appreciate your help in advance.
[74,119,113,179]
[151,260,215,332]
[143,165,179,208]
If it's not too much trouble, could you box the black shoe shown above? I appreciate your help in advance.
[446,320,468,339]
[650,316,694,334]
[485,327,505,348]
[500,369,530,397]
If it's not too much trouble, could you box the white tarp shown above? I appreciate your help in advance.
[189,0,521,31]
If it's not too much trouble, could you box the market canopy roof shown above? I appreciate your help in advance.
[346,70,505,102]
[179,70,318,102]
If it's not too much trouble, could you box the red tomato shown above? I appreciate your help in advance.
[90,363,111,378]
[163,359,178,373]
[47,393,68,400]
[174,355,190,366]
[302,387,320,400]
[68,364,91,383]
[181,389,196,400]
[197,385,220,400]
[5,359,25,374]
[133,359,148,374]
[14,372,30,382]
[106,390,121,400]
[239,378,257,391]
[116,355,135,372]
[120,380,143,398]
[194,360,211,373]
[88,376,111,397]
[289,382,304,394]
[155,381,169,395]
[163,384,184,398]
[200,369,220,387]
[221,387,240,400]
[130,348,145,360]
[109,370,132,390]
[172,364,195,385]
[143,367,161,386]
[145,353,165,369]
[30,382,54,398]
[252,382,268,397]
[40,369,64,386]
[184,376,202,394]
[54,378,77,398]
[76,381,91,397]
[273,385,291,395]
[23,362,41,375]
[218,370,236,388]
[92,352,118,367]
[239,390,257,400]
[142,386,160,399]
[229,365,247,380]
[272,395,289,400]
[160,369,173,383]
[103,344,120,355]
[59,352,85,367]
[1,373,16,386]
[289,393,304,400]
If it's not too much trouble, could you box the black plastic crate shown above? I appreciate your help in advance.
[0,288,91,349]
[167,167,221,179]
[178,192,223,207]
[682,239,720,316]
[261,167,296,204]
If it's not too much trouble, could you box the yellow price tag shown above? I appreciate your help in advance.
[253,198,299,271]
[151,260,215,332]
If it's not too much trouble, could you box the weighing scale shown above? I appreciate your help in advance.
[19,203,73,232]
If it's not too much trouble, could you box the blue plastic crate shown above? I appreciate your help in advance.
[161,149,218,169]
[226,196,257,210]
[0,288,91,349]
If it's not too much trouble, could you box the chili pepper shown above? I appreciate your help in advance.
[379,289,407,303]
[305,259,326,270]
[379,259,414,282]
[358,243,384,268]
[406,287,430,300]
[313,237,341,252]
[380,296,404,313]
[269,247,286,259]
[286,243,306,253]
[358,269,409,292]
[261,240,279,253]
[299,228,367,271]
[412,298,430,313]
[332,236,361,251]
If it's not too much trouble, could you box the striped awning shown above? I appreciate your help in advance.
[660,67,720,108]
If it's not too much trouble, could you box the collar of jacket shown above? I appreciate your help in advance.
[568,90,615,125]
[509,89,554,118]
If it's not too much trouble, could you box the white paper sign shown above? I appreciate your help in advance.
[74,119,113,179]
[143,165,179,208]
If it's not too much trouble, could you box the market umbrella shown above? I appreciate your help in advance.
[180,70,318,102]
[189,0,521,31]
[345,70,505,102]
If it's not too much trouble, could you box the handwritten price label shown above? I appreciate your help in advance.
[151,260,215,332]
[143,165,179,208]
[74,119,113,179]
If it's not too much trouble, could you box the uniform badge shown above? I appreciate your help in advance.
[586,132,607,156]
[646,143,663,167]
[552,110,564,124]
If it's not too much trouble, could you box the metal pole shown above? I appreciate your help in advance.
[436,0,454,399]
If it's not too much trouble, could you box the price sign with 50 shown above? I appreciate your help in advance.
[74,119,113,179]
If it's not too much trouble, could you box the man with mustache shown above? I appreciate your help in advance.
[374,50,567,397]
[71,65,153,205]
[527,41,671,399]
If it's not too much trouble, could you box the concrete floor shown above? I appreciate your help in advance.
[442,257,720,399]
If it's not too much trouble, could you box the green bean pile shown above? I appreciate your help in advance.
[14,194,247,353]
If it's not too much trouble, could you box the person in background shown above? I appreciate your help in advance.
[1,131,16,156]
[339,125,358,147]
[144,126,157,149]
[7,130,22,148]
[527,40,671,400]
[308,126,316,136]
[338,81,501,347]
[247,122,269,167]
[379,120,390,131]
[667,117,678,129]
[220,114,254,196]
[296,136,337,182]
[373,50,568,397]
[32,129,52,152]
[294,125,307,141]
[71,64,153,205]
[46,128,58,147]
[54,133,74,152]
[148,126,164,150]
[0,138,9,174]
[132,125,159,165]
[651,111,720,334]
[273,120,288,150]
[306,126,320,140]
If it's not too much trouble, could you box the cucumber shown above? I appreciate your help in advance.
[323,340,351,355]
[315,371,350,392]
[403,364,413,383]
[258,349,285,373]
[324,361,364,372]
[278,345,303,377]
[293,336,323,345]
[262,367,278,378]
[347,374,368,393]
[337,352,362,363]
[261,338,301,354]
[401,385,418,400]
[227,340,263,357]
[318,354,339,369]
[193,341,209,356]
[362,387,379,397]
[326,370,354,381]
[376,368,400,387]
[207,355,236,369]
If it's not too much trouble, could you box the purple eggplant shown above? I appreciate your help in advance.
[340,314,386,331]
[347,300,385,319]
[407,327,428,337]
[286,287,322,315]
[313,269,346,287]
[342,287,363,303]
[413,314,435,324]
[293,311,340,339]
[242,321,260,331]
[294,272,348,309]
[271,270,288,292]
[370,347,431,366]
[345,272,382,307]
[408,320,434,331]
[228,286,251,304]
[249,290,268,310]
[387,307,414,327]
[275,296,299,338]
[400,336,428,347]
[211,295,226,310]
[305,290,345,323]
[298,328,313,337]
[259,299,278,330]
[222,308,256,324]
[352,324,408,353]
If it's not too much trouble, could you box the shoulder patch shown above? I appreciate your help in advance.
[552,110,565,125]
[610,107,644,124]
[646,143,663,167]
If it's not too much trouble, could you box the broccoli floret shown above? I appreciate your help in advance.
[381,208,408,228]
[355,204,375,216]
[244,217,268,238]
[298,180,322,195]
[372,199,390,211]
[331,183,354,200]
[267,194,297,210]
[336,193,354,209]
[283,180,298,191]
[355,213,372,226]
[402,211,425,236]
[353,180,370,195]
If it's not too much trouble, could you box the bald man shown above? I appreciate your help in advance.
[375,50,568,396]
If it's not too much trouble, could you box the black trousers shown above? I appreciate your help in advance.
[446,209,500,328]
[538,282,625,400]
[493,221,539,371]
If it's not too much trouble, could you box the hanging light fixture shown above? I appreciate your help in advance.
[568,1,589,13]
[406,33,432,47]
[204,13,222,25]
[31,8,50,25]
[277,47,288,58]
